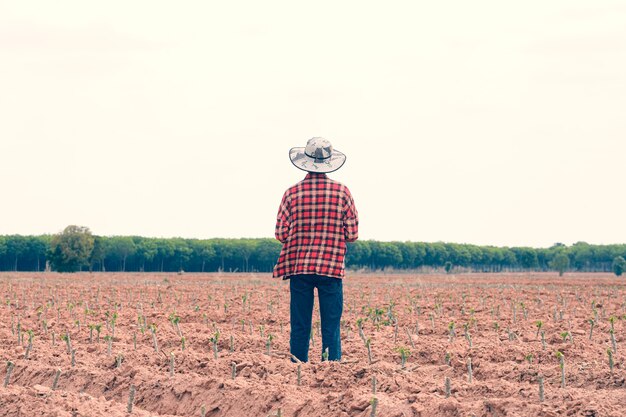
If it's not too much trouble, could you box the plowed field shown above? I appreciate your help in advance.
[1,272,624,417]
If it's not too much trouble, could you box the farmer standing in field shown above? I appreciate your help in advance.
[273,137,359,363]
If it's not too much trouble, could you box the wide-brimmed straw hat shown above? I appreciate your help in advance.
[289,137,346,173]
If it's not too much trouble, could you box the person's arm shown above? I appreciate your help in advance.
[343,187,359,242]
[275,190,291,244]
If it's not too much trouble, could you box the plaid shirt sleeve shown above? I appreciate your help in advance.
[275,190,290,244]
[343,187,359,242]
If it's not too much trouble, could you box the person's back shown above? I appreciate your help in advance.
[273,171,358,279]
[273,137,358,363]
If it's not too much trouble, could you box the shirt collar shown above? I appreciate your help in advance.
[305,172,327,180]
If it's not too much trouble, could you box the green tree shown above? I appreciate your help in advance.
[512,247,539,269]
[156,238,175,272]
[172,239,192,272]
[550,253,570,277]
[613,256,626,277]
[0,236,7,269]
[214,239,235,272]
[237,239,258,272]
[109,236,136,271]
[26,236,49,271]
[48,226,95,272]
[135,238,157,272]
[371,241,403,269]
[425,242,448,266]
[5,235,27,271]
[346,240,372,268]
[193,240,217,272]
[571,242,594,271]
[90,236,109,272]
[251,239,281,272]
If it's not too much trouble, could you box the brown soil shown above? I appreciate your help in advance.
[1,272,625,417]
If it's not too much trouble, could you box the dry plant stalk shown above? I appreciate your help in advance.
[4,361,15,387]
[127,385,136,413]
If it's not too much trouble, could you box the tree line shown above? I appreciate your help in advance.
[0,226,624,275]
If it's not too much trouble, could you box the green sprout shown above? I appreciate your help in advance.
[395,346,411,369]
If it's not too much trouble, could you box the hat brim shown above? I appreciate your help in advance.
[289,147,347,173]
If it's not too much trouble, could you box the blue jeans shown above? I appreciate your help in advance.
[289,274,343,362]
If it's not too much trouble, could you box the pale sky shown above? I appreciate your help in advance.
[1,1,624,248]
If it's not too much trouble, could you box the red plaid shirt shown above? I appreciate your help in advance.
[273,172,359,279]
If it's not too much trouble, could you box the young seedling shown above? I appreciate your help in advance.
[444,352,451,366]
[231,362,236,379]
[521,302,528,320]
[229,335,234,353]
[127,385,136,414]
[24,342,32,360]
[607,348,614,374]
[372,375,377,394]
[169,312,181,337]
[365,338,373,365]
[110,312,118,338]
[241,293,248,312]
[71,349,76,367]
[181,337,186,351]
[463,323,472,348]
[444,376,451,398]
[266,334,274,356]
[95,324,102,343]
[322,347,329,362]
[556,351,565,388]
[393,321,399,343]
[61,332,72,354]
[589,319,595,340]
[104,335,112,356]
[610,329,617,354]
[538,374,545,402]
[507,327,517,341]
[357,318,366,343]
[535,321,543,339]
[150,324,159,353]
[448,321,456,343]
[541,331,546,350]
[52,368,61,390]
[396,346,411,369]
[210,331,220,359]
[369,397,378,417]
[405,328,415,349]
[169,352,175,376]
[560,331,570,342]
[4,361,15,387]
